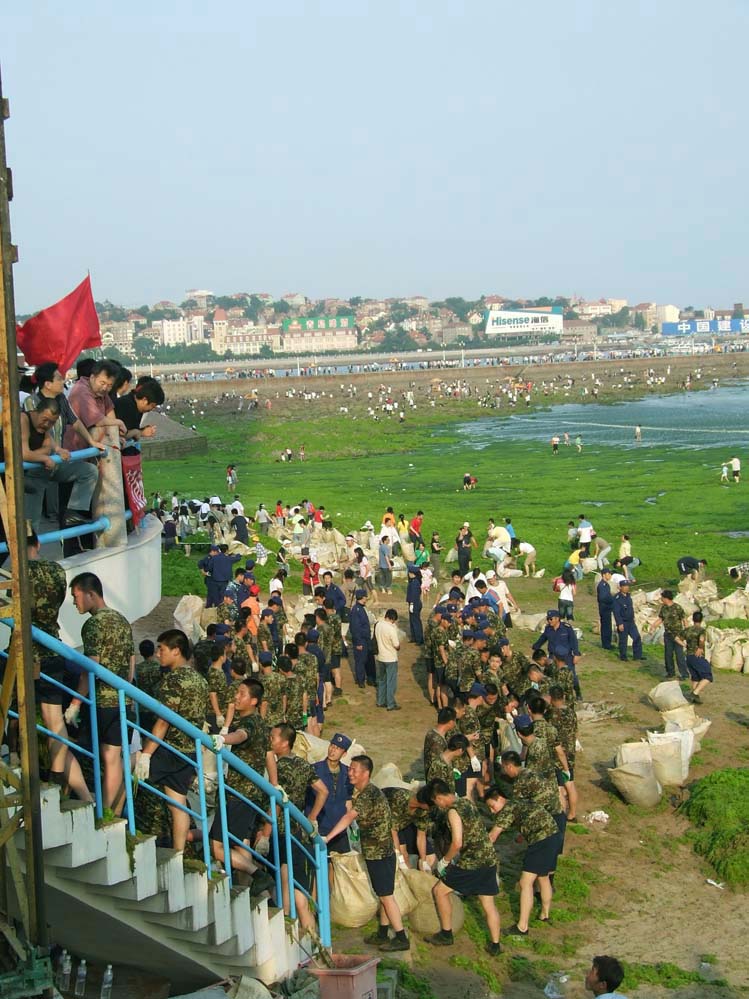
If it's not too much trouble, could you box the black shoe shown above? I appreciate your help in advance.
[64,510,92,528]
[427,930,454,947]
[364,931,389,946]
[503,924,528,937]
[356,682,365,689]
[619,657,628,662]
[486,941,501,956]
[387,704,402,711]
[380,936,409,951]
[333,688,344,697]
[366,680,377,687]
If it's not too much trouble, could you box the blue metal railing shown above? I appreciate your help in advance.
[0,620,331,946]
[0,446,105,475]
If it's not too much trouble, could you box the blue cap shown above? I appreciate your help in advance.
[469,683,488,698]
[259,651,273,665]
[619,578,630,586]
[330,733,352,750]
[462,629,474,639]
[209,544,220,551]
[355,588,368,599]
[214,623,232,635]
[269,596,282,605]
[498,637,510,648]
[601,566,613,574]
[461,608,474,619]
[245,559,256,570]
[546,609,560,619]
[514,714,533,731]
[261,608,275,618]
[308,628,319,641]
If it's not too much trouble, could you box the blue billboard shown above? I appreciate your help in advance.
[662,318,749,336]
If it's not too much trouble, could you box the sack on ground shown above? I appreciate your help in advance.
[615,742,653,768]
[394,867,417,916]
[174,594,206,643]
[609,762,662,807]
[404,869,465,936]
[647,730,693,785]
[660,705,697,730]
[648,681,688,711]
[329,853,378,927]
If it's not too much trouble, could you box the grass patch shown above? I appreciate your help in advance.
[378,960,435,999]
[622,960,727,989]
[710,618,749,630]
[681,768,749,886]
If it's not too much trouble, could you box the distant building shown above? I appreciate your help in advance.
[185,289,213,310]
[156,316,206,347]
[607,298,628,313]
[656,304,680,328]
[438,322,472,345]
[279,315,357,353]
[281,292,307,309]
[101,321,136,351]
[560,319,598,343]
[576,299,613,319]
[632,302,657,328]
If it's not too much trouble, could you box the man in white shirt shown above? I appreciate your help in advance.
[374,609,401,712]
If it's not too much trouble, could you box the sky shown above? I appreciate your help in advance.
[2,1,747,313]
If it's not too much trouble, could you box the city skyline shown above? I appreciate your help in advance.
[3,1,747,313]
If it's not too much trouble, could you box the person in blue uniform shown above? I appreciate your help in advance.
[532,610,582,699]
[322,571,347,615]
[612,579,645,662]
[596,566,615,650]
[199,544,242,607]
[349,589,371,689]
[308,732,353,854]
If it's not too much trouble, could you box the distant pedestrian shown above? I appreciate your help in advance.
[374,609,402,711]
[612,579,644,662]
[551,435,560,454]
[596,566,615,650]
[720,463,729,483]
[563,432,570,447]
[575,434,583,453]
[634,425,642,443]
[728,455,741,482]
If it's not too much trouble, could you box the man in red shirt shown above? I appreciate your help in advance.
[409,510,425,546]
[64,360,126,451]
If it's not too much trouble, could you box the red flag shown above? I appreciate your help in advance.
[17,276,101,373]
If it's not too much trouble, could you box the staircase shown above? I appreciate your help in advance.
[11,782,310,991]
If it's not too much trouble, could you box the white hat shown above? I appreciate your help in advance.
[463,521,470,528]
[209,495,222,505]
[486,569,497,579]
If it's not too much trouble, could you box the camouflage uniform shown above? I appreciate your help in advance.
[457,647,482,694]
[192,638,215,678]
[548,705,577,766]
[683,623,706,655]
[282,672,305,728]
[502,650,531,693]
[531,718,561,762]
[426,754,457,793]
[230,635,253,676]
[316,620,333,666]
[510,766,560,816]
[29,558,66,678]
[136,660,163,702]
[458,705,484,757]
[261,671,286,727]
[297,651,319,708]
[423,728,448,776]
[546,662,575,705]
[660,602,687,678]
[81,608,134,707]
[384,786,432,835]
[207,666,229,718]
[256,621,274,655]
[447,797,496,869]
[476,699,503,746]
[327,612,343,658]
[226,712,270,809]
[276,754,318,835]
[159,666,209,752]
[524,735,557,781]
[271,603,288,633]
[353,783,394,860]
[660,602,686,639]
[491,798,558,845]
[483,609,505,639]
[216,602,239,627]
[433,628,451,676]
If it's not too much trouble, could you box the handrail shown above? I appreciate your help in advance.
[0,617,331,947]
[0,446,105,475]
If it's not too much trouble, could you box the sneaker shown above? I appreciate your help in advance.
[364,932,389,946]
[503,924,528,937]
[380,936,409,951]
[692,694,703,704]
[427,931,454,946]
[486,941,501,956]
[387,704,402,711]
[333,688,344,698]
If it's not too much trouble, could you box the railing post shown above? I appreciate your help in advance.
[269,800,282,909]
[118,689,135,835]
[88,670,102,820]
[215,755,231,888]
[284,806,296,920]
[194,737,211,870]
[315,838,331,947]
[93,426,126,548]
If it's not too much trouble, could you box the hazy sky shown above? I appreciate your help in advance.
[3,2,747,313]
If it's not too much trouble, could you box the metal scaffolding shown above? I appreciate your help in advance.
[0,66,54,994]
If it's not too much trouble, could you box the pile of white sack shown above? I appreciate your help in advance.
[608,680,711,806]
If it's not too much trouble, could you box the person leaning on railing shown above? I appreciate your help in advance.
[64,359,127,453]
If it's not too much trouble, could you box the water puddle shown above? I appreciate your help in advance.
[723,530,749,539]
[645,497,657,505]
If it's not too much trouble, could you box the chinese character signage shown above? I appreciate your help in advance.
[661,319,749,336]
[484,310,563,337]
[282,315,355,332]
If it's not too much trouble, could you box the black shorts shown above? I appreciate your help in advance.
[278,835,312,892]
[209,796,257,845]
[687,655,713,682]
[555,765,576,784]
[326,830,351,854]
[434,666,445,685]
[442,863,498,897]
[553,810,567,856]
[523,834,559,876]
[365,854,396,897]
[97,706,125,747]
[149,745,196,797]
[397,823,418,855]
[36,656,66,705]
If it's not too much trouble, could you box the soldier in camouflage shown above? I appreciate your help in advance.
[69,572,135,811]
[324,755,410,952]
[651,590,688,679]
[271,724,328,932]
[548,686,579,820]
[499,639,531,695]
[486,786,560,934]
[423,707,457,776]
[424,778,500,954]
[257,610,275,657]
[259,653,286,727]
[134,629,208,852]
[683,610,713,703]
[278,656,306,729]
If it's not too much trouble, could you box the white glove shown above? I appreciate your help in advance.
[216,714,225,728]
[308,818,319,837]
[408,604,414,613]
[436,858,448,877]
[220,726,229,736]
[397,852,408,870]
[275,785,289,804]
[64,703,80,727]
[134,753,151,781]
[255,834,270,856]
[470,755,482,773]
[419,859,433,873]
[212,735,225,752]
